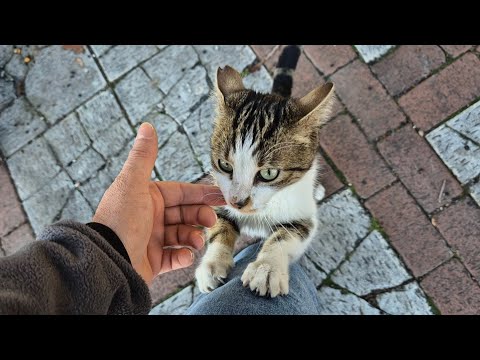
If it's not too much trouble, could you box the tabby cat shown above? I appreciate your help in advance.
[195,46,335,297]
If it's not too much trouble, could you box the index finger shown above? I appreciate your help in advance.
[155,181,226,207]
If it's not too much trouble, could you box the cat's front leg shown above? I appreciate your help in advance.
[241,218,315,298]
[195,214,239,293]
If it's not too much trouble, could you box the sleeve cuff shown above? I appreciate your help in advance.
[86,222,131,265]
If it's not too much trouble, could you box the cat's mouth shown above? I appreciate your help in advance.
[226,203,258,215]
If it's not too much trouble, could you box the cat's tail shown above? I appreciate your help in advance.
[271,45,302,98]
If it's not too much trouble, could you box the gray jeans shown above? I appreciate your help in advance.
[186,242,320,315]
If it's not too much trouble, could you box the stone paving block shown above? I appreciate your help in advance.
[307,189,371,273]
[155,131,203,182]
[470,182,480,206]
[299,255,327,288]
[92,118,134,158]
[0,159,26,237]
[378,125,463,213]
[60,190,94,223]
[304,45,357,76]
[76,90,124,136]
[1,222,35,256]
[434,198,480,280]
[421,259,480,315]
[319,114,395,199]
[427,125,480,184]
[44,113,90,165]
[143,111,179,147]
[0,76,14,112]
[0,98,47,157]
[291,54,324,99]
[142,45,199,94]
[0,45,12,67]
[376,282,433,315]
[440,45,472,58]
[163,66,210,121]
[317,287,380,315]
[7,137,61,200]
[149,285,193,315]
[97,45,158,81]
[66,148,105,183]
[23,171,74,235]
[80,169,113,209]
[5,54,29,80]
[90,45,112,57]
[25,45,106,123]
[355,45,395,63]
[195,45,256,81]
[365,183,452,277]
[331,59,405,140]
[104,138,134,180]
[243,65,273,94]
[371,45,445,97]
[446,99,480,145]
[317,153,344,198]
[332,231,411,296]
[399,53,480,131]
[250,45,281,72]
[115,67,164,125]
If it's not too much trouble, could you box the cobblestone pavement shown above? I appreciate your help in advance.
[1,45,479,315]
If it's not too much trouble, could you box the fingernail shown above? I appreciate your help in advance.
[200,234,206,247]
[189,248,194,260]
[137,122,155,139]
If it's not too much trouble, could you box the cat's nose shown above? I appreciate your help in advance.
[230,196,250,209]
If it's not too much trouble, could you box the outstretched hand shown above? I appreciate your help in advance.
[93,123,225,285]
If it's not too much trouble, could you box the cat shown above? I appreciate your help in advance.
[195,47,335,298]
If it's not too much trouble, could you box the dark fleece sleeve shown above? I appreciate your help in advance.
[0,220,151,315]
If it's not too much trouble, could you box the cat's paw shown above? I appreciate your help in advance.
[195,257,234,293]
[315,184,326,202]
[241,260,289,298]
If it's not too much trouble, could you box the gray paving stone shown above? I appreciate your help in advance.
[156,45,168,51]
[163,66,209,122]
[92,118,134,158]
[81,169,113,209]
[446,100,480,145]
[427,125,480,184]
[90,45,112,57]
[332,231,411,296]
[155,131,203,182]
[0,45,12,67]
[243,65,273,93]
[98,45,158,81]
[0,77,14,112]
[76,90,124,137]
[66,148,105,183]
[0,98,47,157]
[104,138,134,180]
[194,45,256,81]
[355,45,395,63]
[149,285,193,315]
[182,100,215,171]
[307,189,371,273]
[23,171,74,235]
[25,45,106,124]
[142,45,199,94]
[115,67,164,125]
[299,255,327,287]
[5,54,28,80]
[44,113,90,165]
[143,111,179,147]
[7,137,61,200]
[470,182,480,207]
[60,190,94,223]
[377,282,433,315]
[317,287,381,315]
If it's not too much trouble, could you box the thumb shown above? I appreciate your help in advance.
[122,122,158,181]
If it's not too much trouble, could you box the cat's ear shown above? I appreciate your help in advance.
[216,65,245,102]
[297,82,335,127]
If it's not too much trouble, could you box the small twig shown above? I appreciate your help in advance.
[248,45,281,73]
[438,179,446,203]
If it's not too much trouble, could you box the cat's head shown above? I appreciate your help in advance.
[211,66,335,215]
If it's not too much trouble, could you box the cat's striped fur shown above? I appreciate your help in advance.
[195,52,335,297]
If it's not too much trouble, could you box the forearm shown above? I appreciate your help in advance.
[0,220,151,315]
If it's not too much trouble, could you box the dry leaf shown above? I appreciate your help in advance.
[62,45,85,54]
[75,57,85,68]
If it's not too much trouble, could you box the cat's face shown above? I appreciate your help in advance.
[211,66,335,215]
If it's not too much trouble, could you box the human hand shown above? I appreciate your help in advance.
[93,123,225,285]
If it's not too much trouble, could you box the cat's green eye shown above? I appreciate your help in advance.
[218,159,233,173]
[258,169,279,182]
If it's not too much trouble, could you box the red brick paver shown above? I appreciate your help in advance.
[434,197,480,280]
[2,222,35,256]
[317,153,344,198]
[0,159,26,238]
[399,53,480,131]
[378,125,463,213]
[440,45,472,58]
[365,183,452,276]
[291,53,324,98]
[320,114,395,198]
[331,59,406,140]
[371,45,445,97]
[304,45,357,76]
[421,259,480,315]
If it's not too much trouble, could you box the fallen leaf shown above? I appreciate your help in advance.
[75,57,85,68]
[62,45,85,54]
